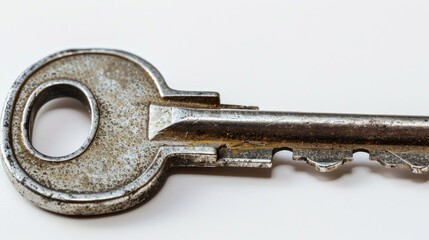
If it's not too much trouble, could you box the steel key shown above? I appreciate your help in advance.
[2,49,429,215]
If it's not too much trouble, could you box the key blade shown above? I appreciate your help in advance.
[149,104,429,174]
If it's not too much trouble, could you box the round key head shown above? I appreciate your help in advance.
[1,49,219,215]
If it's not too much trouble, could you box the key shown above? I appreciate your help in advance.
[2,49,429,215]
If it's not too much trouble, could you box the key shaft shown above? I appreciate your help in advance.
[150,105,429,174]
[150,105,429,146]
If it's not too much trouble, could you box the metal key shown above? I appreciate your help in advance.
[2,49,429,215]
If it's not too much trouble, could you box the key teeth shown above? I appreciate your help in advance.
[292,149,353,173]
[371,151,429,174]
[410,166,429,174]
[293,149,429,174]
[294,156,351,172]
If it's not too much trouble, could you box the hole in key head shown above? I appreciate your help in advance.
[22,80,98,162]
[31,97,91,157]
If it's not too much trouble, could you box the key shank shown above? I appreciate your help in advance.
[149,104,429,173]
[149,105,429,146]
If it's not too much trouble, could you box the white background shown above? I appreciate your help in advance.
[1,0,429,239]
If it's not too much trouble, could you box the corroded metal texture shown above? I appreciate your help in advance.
[2,49,429,216]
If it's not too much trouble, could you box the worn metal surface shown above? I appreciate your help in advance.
[2,49,429,215]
